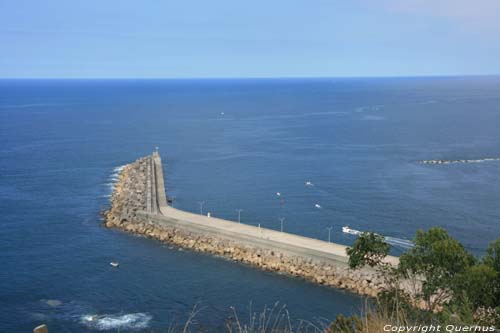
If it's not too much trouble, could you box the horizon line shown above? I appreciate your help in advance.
[1,74,500,80]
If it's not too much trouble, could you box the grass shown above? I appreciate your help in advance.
[160,302,332,333]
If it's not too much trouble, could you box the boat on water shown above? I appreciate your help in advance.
[110,261,119,267]
[342,226,361,235]
[342,226,414,248]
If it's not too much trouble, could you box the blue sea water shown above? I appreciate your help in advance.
[1,77,500,332]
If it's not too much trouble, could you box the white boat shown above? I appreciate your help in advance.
[305,181,313,187]
[314,204,321,208]
[342,226,361,235]
[110,261,119,267]
[276,192,281,196]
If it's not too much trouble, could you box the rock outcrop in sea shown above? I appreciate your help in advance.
[418,157,500,165]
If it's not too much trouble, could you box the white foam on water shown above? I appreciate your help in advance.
[113,165,125,173]
[109,165,125,180]
[102,164,126,194]
[355,105,384,113]
[80,313,152,330]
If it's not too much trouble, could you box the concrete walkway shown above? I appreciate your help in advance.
[159,205,399,265]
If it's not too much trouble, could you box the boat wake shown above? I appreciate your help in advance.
[418,157,500,165]
[384,236,414,249]
[80,312,152,330]
[342,226,414,249]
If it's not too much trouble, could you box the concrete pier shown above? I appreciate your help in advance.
[104,152,399,296]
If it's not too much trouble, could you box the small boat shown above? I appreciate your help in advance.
[305,181,313,187]
[110,261,119,267]
[342,226,361,235]
[276,192,281,197]
[314,204,321,209]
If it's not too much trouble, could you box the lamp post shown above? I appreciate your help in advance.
[198,201,205,215]
[236,209,243,223]
[279,217,285,232]
[327,226,333,243]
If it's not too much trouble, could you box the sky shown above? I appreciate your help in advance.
[1,0,500,78]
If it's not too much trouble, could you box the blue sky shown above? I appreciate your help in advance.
[1,0,500,78]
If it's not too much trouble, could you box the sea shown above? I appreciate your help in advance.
[1,77,500,332]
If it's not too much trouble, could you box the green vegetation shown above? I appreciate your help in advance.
[117,228,500,332]
[331,227,500,332]
[346,232,390,269]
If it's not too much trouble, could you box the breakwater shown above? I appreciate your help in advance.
[104,152,400,297]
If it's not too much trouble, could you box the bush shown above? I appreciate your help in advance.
[346,232,390,269]
[344,227,500,329]
[398,227,475,311]
[456,264,498,308]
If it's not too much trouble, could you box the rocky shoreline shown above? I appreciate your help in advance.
[104,157,149,227]
[104,156,394,297]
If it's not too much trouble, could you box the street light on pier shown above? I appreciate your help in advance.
[198,201,205,215]
[236,209,243,223]
[327,226,333,243]
[279,217,285,232]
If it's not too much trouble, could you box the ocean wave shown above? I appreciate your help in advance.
[113,165,126,173]
[0,103,62,109]
[355,105,383,113]
[80,313,152,330]
[362,115,385,121]
[418,157,500,165]
[104,165,126,192]
[110,165,125,179]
